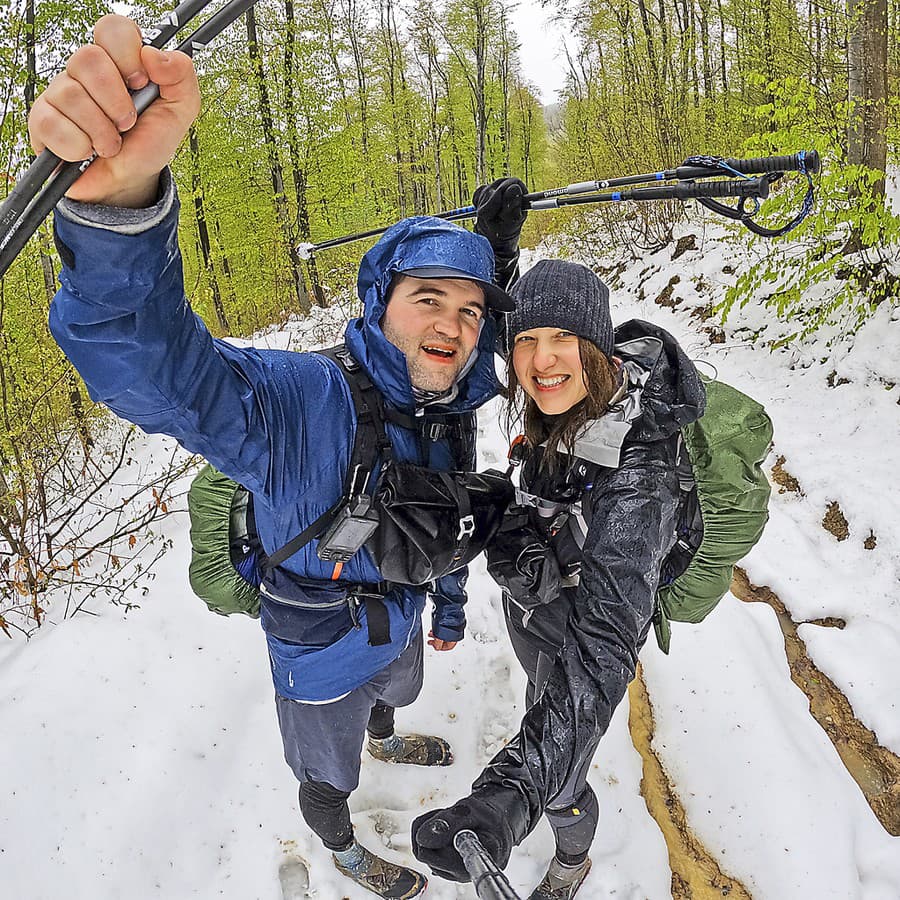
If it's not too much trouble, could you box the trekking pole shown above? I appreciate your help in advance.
[453,830,522,900]
[297,202,477,257]
[297,151,819,258]
[521,150,819,202]
[0,0,216,249]
[0,0,261,278]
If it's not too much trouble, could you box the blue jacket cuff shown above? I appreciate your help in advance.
[431,620,464,643]
[52,182,180,305]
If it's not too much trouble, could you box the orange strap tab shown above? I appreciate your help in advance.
[508,434,527,465]
[331,562,344,580]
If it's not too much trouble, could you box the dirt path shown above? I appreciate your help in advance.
[731,567,900,836]
[628,668,753,899]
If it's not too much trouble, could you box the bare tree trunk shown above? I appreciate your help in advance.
[314,0,353,128]
[342,0,371,159]
[497,7,513,175]
[284,0,326,307]
[212,218,237,308]
[715,0,729,97]
[698,0,715,119]
[379,0,407,214]
[515,87,533,186]
[847,0,888,200]
[188,127,230,332]
[473,0,488,184]
[411,22,444,210]
[25,0,92,454]
[246,7,310,315]
[636,0,674,153]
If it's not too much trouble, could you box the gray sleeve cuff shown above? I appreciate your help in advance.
[56,169,176,234]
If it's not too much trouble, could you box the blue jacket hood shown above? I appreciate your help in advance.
[344,216,503,413]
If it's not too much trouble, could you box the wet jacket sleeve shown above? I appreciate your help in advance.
[469,433,682,840]
[47,182,312,501]
[430,571,467,642]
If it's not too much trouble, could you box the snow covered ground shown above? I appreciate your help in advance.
[2,215,899,900]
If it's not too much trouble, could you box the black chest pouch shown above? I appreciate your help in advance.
[307,346,513,586]
[367,462,514,585]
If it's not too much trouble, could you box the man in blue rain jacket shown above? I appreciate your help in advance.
[31,15,522,899]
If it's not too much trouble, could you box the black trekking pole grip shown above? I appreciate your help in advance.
[451,829,522,900]
[677,151,819,180]
[675,176,771,200]
[606,177,769,203]
[724,151,819,175]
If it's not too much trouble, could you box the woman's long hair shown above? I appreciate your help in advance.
[505,337,620,471]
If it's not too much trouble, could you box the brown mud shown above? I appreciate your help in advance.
[770,456,801,494]
[628,668,753,899]
[627,565,900,898]
[821,502,850,541]
[731,567,900,836]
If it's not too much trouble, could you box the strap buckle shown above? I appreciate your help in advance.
[424,421,449,441]
[457,514,475,541]
[347,594,363,629]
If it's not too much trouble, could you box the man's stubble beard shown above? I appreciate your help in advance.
[382,323,465,393]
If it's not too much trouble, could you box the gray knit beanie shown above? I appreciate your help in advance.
[503,259,614,358]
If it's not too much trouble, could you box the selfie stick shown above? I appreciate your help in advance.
[453,829,522,900]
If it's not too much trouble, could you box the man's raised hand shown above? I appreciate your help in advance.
[27,15,200,208]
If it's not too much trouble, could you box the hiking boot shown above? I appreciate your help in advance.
[333,842,427,899]
[367,732,453,766]
[528,856,592,900]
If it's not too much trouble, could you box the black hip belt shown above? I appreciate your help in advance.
[261,579,396,647]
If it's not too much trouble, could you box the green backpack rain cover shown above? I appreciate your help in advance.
[187,464,261,618]
[654,377,773,652]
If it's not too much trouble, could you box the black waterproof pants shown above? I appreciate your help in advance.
[503,589,600,863]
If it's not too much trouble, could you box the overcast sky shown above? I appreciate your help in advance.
[508,0,569,105]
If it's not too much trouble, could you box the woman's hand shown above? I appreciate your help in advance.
[28,15,201,207]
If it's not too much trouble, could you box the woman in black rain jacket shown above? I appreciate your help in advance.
[413,257,707,900]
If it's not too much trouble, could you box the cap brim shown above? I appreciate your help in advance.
[400,266,515,313]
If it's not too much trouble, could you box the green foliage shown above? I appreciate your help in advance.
[0,0,551,630]
[162,0,551,335]
[555,0,897,341]
[719,76,900,342]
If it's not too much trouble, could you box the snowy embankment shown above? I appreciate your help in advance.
[1,217,899,900]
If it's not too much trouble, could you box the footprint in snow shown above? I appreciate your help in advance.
[278,855,311,900]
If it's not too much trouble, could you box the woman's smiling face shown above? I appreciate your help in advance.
[512,326,589,415]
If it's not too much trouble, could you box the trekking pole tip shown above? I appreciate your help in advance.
[296,242,314,260]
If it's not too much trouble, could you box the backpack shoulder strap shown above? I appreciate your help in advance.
[318,344,392,467]
[259,344,389,573]
[381,402,476,469]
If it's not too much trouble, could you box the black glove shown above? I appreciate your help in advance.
[473,177,527,287]
[486,508,562,609]
[412,792,519,882]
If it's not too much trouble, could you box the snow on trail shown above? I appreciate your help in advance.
[1,223,899,899]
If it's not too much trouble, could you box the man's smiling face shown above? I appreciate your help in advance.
[381,275,486,393]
